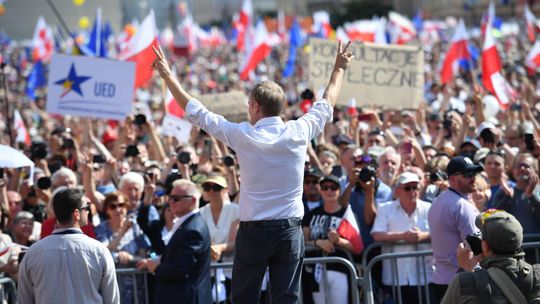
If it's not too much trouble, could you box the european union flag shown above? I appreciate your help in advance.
[283,19,303,78]
[26,60,46,100]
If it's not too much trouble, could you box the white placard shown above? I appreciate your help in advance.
[161,114,192,143]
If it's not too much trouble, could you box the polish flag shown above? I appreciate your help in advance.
[165,89,184,118]
[239,21,277,80]
[118,11,159,88]
[32,16,54,62]
[236,0,253,51]
[344,20,378,42]
[347,98,358,116]
[525,4,537,43]
[14,110,31,146]
[312,11,333,38]
[388,11,417,45]
[482,20,515,110]
[526,40,540,73]
[481,2,495,36]
[440,19,470,84]
[337,206,364,254]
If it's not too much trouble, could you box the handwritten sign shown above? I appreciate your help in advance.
[308,38,424,109]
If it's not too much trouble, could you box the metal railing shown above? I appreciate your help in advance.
[115,268,149,304]
[0,276,17,304]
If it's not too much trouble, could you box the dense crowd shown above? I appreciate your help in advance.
[0,25,540,303]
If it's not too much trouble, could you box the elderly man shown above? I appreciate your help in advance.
[377,148,401,187]
[118,172,159,221]
[137,179,212,303]
[428,156,483,301]
[442,210,540,303]
[372,172,432,303]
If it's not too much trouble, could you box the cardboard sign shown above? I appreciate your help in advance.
[161,114,192,143]
[46,55,135,120]
[308,38,424,109]
[194,90,249,123]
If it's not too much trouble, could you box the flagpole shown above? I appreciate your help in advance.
[45,0,74,38]
[0,63,13,147]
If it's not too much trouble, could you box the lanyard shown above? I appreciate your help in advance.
[53,229,83,235]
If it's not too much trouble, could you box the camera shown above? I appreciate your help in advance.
[358,166,376,183]
[134,114,147,126]
[525,133,535,152]
[442,113,453,130]
[466,231,483,255]
[31,142,48,160]
[62,137,75,149]
[124,145,140,157]
[223,155,235,167]
[429,170,447,183]
[177,151,191,164]
[37,176,52,190]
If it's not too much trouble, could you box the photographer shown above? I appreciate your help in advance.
[442,210,540,303]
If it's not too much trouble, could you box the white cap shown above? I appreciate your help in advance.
[476,122,496,137]
[396,172,420,185]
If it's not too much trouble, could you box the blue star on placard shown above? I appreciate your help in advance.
[54,63,91,98]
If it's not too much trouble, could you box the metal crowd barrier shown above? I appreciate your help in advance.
[112,255,361,304]
[0,276,17,304]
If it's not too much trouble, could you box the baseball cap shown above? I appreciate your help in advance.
[304,167,324,179]
[475,210,523,254]
[319,175,340,186]
[476,122,496,137]
[202,175,228,188]
[396,172,420,185]
[473,148,490,164]
[446,156,483,176]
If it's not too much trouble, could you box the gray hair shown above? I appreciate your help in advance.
[119,172,145,190]
[378,147,401,165]
[171,179,201,204]
[51,167,77,188]
[13,211,34,225]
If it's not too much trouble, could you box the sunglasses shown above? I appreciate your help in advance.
[402,185,419,192]
[460,171,478,178]
[169,195,193,202]
[78,204,91,212]
[202,184,223,192]
[304,179,319,185]
[109,203,127,210]
[321,184,339,191]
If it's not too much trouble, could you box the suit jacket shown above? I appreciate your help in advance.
[154,212,212,304]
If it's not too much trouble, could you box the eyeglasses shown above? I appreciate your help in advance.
[78,204,91,212]
[202,184,223,192]
[402,185,419,192]
[460,171,478,178]
[320,184,339,191]
[304,179,319,185]
[169,195,193,202]
[109,203,127,210]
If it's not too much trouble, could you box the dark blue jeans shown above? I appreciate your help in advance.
[231,220,304,304]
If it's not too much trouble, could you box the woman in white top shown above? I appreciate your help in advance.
[199,174,239,303]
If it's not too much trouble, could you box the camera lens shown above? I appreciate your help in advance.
[177,152,191,164]
[223,155,234,167]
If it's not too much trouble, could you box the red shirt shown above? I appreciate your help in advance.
[40,218,96,239]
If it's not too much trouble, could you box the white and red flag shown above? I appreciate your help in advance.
[524,4,538,43]
[337,206,364,254]
[239,21,278,80]
[526,40,540,73]
[440,19,470,84]
[388,11,416,45]
[482,20,515,110]
[118,11,159,88]
[14,110,31,146]
[481,2,495,36]
[235,0,253,51]
[32,16,54,62]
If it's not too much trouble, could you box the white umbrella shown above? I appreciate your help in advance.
[0,145,34,182]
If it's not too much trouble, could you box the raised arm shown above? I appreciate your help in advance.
[152,46,194,110]
[322,41,354,107]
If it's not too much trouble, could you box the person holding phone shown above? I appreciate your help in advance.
[150,41,354,304]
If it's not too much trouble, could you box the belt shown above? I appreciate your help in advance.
[240,218,302,229]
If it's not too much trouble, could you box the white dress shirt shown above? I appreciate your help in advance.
[162,209,199,246]
[185,99,332,221]
[371,200,433,286]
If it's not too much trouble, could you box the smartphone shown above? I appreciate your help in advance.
[203,139,212,157]
[331,165,343,177]
[357,113,372,122]
[0,168,3,179]
[525,133,535,152]
[402,142,413,153]
[466,231,483,256]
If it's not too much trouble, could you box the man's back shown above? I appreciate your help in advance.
[18,231,119,304]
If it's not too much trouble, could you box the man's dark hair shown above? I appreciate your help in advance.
[53,188,84,224]
[250,81,286,117]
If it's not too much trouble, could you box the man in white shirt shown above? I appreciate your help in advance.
[371,172,432,304]
[18,188,120,304]
[151,41,354,304]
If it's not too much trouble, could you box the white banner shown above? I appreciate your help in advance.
[161,114,192,143]
[46,54,135,120]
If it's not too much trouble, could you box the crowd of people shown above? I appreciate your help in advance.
[0,15,540,303]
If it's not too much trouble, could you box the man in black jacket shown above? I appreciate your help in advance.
[137,179,211,304]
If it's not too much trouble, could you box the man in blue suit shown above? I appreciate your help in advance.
[137,179,211,303]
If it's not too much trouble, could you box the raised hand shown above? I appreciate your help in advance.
[151,45,173,79]
[334,41,354,71]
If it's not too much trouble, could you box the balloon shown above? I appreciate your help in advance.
[73,0,85,6]
[79,16,90,29]
[0,5,4,16]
